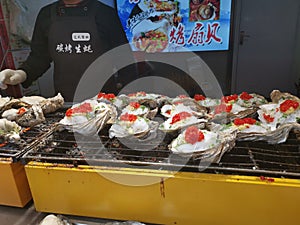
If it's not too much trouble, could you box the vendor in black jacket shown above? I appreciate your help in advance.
[0,0,137,101]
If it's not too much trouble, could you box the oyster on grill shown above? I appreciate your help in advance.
[193,94,221,109]
[0,96,11,110]
[236,92,268,108]
[257,99,300,131]
[160,102,206,118]
[94,92,128,110]
[209,102,256,124]
[109,113,159,140]
[15,104,45,127]
[39,93,64,114]
[169,124,236,162]
[159,111,207,132]
[59,99,117,135]
[0,118,22,143]
[1,108,21,121]
[270,90,300,103]
[121,101,150,117]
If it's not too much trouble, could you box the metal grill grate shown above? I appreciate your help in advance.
[21,121,300,178]
[0,110,65,161]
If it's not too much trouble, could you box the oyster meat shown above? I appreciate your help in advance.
[0,118,22,143]
[121,101,150,117]
[109,113,159,140]
[59,99,117,135]
[16,104,45,127]
[159,111,206,132]
[257,99,300,131]
[169,125,236,162]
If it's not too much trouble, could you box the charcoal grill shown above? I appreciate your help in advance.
[0,110,65,207]
[0,110,65,161]
[22,123,300,179]
[22,114,300,225]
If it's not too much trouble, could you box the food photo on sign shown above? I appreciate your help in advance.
[116,0,230,52]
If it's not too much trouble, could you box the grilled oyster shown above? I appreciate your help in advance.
[160,102,206,118]
[194,94,221,109]
[94,92,128,110]
[0,118,22,143]
[59,99,117,135]
[210,102,256,124]
[159,111,207,132]
[257,99,300,131]
[236,92,268,108]
[39,93,64,114]
[121,101,150,117]
[270,90,300,103]
[16,104,45,127]
[169,124,236,162]
[109,113,159,140]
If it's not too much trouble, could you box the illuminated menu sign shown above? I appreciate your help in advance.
[116,0,232,52]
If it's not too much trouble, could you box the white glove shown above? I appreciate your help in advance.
[0,69,27,89]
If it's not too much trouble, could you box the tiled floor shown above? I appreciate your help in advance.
[0,201,152,225]
[0,201,46,225]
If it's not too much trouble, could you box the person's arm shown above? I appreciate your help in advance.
[19,6,53,88]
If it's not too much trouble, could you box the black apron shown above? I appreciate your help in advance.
[48,0,107,101]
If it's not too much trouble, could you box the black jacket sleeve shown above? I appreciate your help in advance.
[19,5,53,88]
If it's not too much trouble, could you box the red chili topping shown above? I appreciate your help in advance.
[65,102,93,117]
[120,113,138,122]
[194,94,206,101]
[184,126,205,144]
[233,118,257,126]
[170,112,192,124]
[279,100,299,113]
[222,94,238,103]
[17,107,26,115]
[129,102,141,109]
[240,92,253,101]
[263,113,274,123]
[214,103,233,114]
[166,110,171,115]
[97,92,116,100]
[0,142,7,148]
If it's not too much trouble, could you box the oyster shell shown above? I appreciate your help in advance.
[0,118,22,143]
[1,108,19,121]
[257,99,300,131]
[169,124,237,162]
[109,114,159,140]
[160,103,206,118]
[270,90,300,103]
[236,92,268,108]
[121,102,150,117]
[39,93,64,114]
[236,123,300,144]
[94,92,128,110]
[16,104,45,127]
[59,99,117,135]
[159,111,207,132]
[210,103,257,124]
[19,95,46,105]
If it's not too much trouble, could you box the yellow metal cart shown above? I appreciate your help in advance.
[25,162,300,225]
[0,158,31,207]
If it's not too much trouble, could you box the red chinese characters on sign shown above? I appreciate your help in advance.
[169,23,185,46]
[187,22,222,46]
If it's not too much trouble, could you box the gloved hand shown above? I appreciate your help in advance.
[0,69,27,89]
